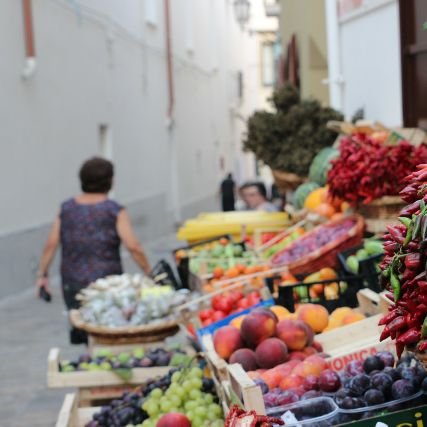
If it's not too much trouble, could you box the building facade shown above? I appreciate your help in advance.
[0,0,277,297]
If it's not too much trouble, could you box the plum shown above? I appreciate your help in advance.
[383,367,400,381]
[369,370,381,377]
[363,356,385,374]
[349,374,371,396]
[334,388,351,406]
[276,390,300,406]
[345,360,364,377]
[397,355,415,369]
[364,389,385,405]
[254,379,269,394]
[301,390,322,400]
[340,396,364,409]
[263,392,280,408]
[422,377,427,393]
[319,369,341,392]
[303,375,319,391]
[391,379,415,399]
[399,367,421,388]
[371,373,393,394]
[376,351,395,368]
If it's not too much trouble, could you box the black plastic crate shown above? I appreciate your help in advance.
[172,234,233,288]
[338,244,383,293]
[265,275,363,313]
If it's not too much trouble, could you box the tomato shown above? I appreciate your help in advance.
[199,308,214,321]
[211,295,223,311]
[229,290,244,303]
[202,318,214,327]
[247,291,261,306]
[237,297,250,309]
[211,310,226,321]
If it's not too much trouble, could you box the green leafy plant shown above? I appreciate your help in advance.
[243,84,343,177]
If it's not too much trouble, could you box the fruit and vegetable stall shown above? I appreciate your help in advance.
[49,129,427,427]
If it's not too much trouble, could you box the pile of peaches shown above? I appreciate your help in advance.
[213,306,341,394]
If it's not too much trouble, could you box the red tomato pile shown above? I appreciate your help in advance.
[199,291,261,327]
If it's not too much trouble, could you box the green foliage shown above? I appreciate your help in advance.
[243,85,343,177]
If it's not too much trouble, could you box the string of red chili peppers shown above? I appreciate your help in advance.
[379,164,427,358]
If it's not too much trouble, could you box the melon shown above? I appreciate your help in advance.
[293,182,320,210]
[309,147,339,186]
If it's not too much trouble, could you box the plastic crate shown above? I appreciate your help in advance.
[172,234,233,288]
[266,275,363,313]
[338,244,383,293]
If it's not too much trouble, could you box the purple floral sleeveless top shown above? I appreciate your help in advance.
[60,198,123,286]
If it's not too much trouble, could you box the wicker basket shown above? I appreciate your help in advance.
[69,310,179,344]
[358,196,405,219]
[271,215,365,276]
[272,169,306,193]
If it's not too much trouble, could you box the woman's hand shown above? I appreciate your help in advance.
[36,276,50,296]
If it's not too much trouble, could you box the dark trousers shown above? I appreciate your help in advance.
[62,283,88,345]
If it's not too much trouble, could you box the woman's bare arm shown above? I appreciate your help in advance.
[36,216,60,292]
[117,209,152,275]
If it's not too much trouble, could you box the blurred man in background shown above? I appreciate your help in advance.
[240,182,278,212]
[219,173,236,211]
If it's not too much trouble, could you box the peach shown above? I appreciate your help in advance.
[342,312,365,325]
[301,322,315,346]
[241,311,277,348]
[252,307,278,322]
[213,325,243,360]
[303,347,318,356]
[230,314,246,329]
[229,348,258,371]
[255,338,288,369]
[272,360,300,376]
[260,369,282,389]
[276,319,309,350]
[312,341,323,352]
[297,304,329,333]
[269,305,290,321]
[279,374,304,390]
[289,351,307,361]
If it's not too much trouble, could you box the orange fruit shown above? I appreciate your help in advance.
[212,267,224,279]
[219,238,229,246]
[319,267,337,281]
[297,304,329,333]
[304,187,328,210]
[342,312,365,325]
[235,263,246,274]
[314,203,336,218]
[225,267,240,278]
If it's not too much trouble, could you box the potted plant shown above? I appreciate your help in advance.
[243,84,343,192]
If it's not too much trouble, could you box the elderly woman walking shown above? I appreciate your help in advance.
[36,157,152,343]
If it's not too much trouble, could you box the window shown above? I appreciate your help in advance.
[144,0,157,27]
[261,42,275,86]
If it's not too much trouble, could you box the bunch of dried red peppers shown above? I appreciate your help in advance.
[327,135,427,205]
[379,164,427,357]
[225,405,283,427]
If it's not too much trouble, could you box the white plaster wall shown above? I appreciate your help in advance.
[338,0,403,125]
[0,0,275,235]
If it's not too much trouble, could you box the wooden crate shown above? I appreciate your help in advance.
[356,288,392,316]
[55,394,98,427]
[48,348,170,404]
[316,313,395,372]
[87,336,170,356]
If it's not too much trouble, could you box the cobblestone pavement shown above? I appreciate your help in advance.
[0,235,179,427]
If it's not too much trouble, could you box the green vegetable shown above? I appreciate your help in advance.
[308,147,339,186]
[422,316,427,338]
[398,217,412,228]
[364,240,384,256]
[346,255,359,274]
[390,273,401,301]
[356,249,368,260]
[293,182,320,209]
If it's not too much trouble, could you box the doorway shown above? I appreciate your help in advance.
[399,0,427,129]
